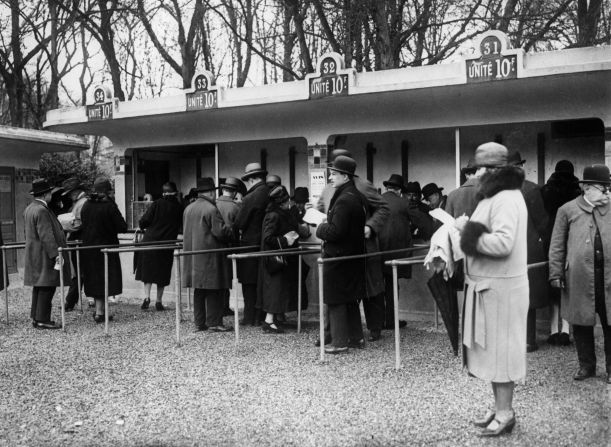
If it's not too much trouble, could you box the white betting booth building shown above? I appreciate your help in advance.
[44,32,611,318]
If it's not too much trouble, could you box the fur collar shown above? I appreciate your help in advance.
[476,166,524,200]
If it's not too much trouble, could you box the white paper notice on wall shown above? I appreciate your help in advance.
[309,168,327,202]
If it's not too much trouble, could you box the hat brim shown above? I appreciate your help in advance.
[383,181,404,189]
[30,186,54,196]
[578,179,611,185]
[195,186,219,193]
[220,184,238,190]
[328,167,358,177]
[61,185,83,196]
[241,169,268,181]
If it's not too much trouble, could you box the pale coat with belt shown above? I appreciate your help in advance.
[460,166,529,382]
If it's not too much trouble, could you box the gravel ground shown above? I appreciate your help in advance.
[0,287,609,447]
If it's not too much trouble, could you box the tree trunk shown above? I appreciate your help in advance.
[577,0,603,46]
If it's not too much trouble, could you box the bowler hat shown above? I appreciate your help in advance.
[93,177,113,194]
[266,174,282,186]
[196,177,218,192]
[60,177,83,196]
[292,187,309,203]
[555,160,574,175]
[422,183,444,199]
[330,148,352,160]
[241,162,267,181]
[383,174,405,190]
[269,185,290,203]
[508,150,526,166]
[328,155,357,177]
[30,179,54,196]
[474,142,508,168]
[404,181,421,195]
[221,177,243,191]
[579,164,611,185]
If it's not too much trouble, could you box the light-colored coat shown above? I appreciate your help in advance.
[182,197,234,289]
[23,200,70,287]
[548,196,611,326]
[461,170,529,383]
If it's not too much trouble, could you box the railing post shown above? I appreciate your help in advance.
[318,258,324,362]
[59,247,66,332]
[76,247,82,313]
[104,251,109,336]
[232,257,239,346]
[2,246,8,325]
[177,249,183,318]
[297,254,302,334]
[174,250,181,346]
[393,263,401,370]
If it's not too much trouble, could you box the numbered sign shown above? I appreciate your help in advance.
[308,53,350,100]
[465,31,522,83]
[186,72,218,111]
[87,85,113,121]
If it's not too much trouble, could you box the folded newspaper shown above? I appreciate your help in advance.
[302,208,327,225]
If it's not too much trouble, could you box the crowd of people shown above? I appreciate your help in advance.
[17,141,611,437]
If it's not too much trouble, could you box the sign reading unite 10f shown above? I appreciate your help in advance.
[87,87,113,121]
[309,56,349,100]
[186,73,218,111]
[466,34,519,83]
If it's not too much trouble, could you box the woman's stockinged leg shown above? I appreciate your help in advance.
[156,286,165,304]
[493,381,515,420]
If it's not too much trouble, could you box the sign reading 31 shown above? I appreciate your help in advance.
[186,72,218,111]
[465,32,523,83]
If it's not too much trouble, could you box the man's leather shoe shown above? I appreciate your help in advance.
[348,338,365,349]
[64,304,75,312]
[606,372,611,385]
[368,330,381,342]
[324,346,348,354]
[547,333,559,345]
[526,343,538,353]
[193,325,208,332]
[384,320,407,330]
[558,332,571,346]
[315,336,332,347]
[573,367,596,381]
[240,318,254,326]
[223,308,235,316]
[208,325,233,332]
[35,321,60,330]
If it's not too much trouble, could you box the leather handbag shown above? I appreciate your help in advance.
[265,237,287,274]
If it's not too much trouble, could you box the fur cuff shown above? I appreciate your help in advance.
[460,221,489,256]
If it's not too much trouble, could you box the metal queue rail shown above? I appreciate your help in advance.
[386,259,550,370]
[1,240,82,325]
[317,245,430,365]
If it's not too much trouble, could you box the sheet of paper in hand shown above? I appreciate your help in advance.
[429,208,455,226]
[302,208,327,226]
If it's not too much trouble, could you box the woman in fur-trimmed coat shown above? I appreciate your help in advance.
[457,143,528,437]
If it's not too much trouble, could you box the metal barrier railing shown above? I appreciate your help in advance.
[317,245,429,363]
[226,246,321,345]
[1,240,82,325]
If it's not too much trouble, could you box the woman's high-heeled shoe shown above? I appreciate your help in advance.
[141,298,150,310]
[472,410,495,428]
[479,415,516,437]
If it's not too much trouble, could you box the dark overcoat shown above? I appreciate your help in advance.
[548,196,611,326]
[0,216,4,291]
[135,195,183,286]
[80,196,128,297]
[23,200,70,287]
[541,172,581,244]
[521,179,550,309]
[444,177,479,218]
[379,191,413,278]
[316,178,389,297]
[182,197,234,289]
[235,182,270,284]
[316,181,367,304]
[257,204,302,313]
[216,195,240,240]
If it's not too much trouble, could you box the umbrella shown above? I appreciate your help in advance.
[427,271,459,356]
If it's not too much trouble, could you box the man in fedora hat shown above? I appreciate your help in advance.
[216,177,243,315]
[289,187,310,223]
[317,156,367,353]
[508,150,550,352]
[266,175,282,188]
[316,149,389,343]
[23,179,71,329]
[549,164,611,384]
[236,162,270,325]
[183,177,235,332]
[422,183,447,211]
[60,177,89,311]
[445,159,480,219]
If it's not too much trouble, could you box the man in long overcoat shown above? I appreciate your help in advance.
[549,165,611,384]
[509,151,550,352]
[183,178,234,332]
[216,177,242,315]
[316,149,389,342]
[80,177,128,322]
[24,179,70,329]
[235,163,270,325]
[317,156,367,353]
